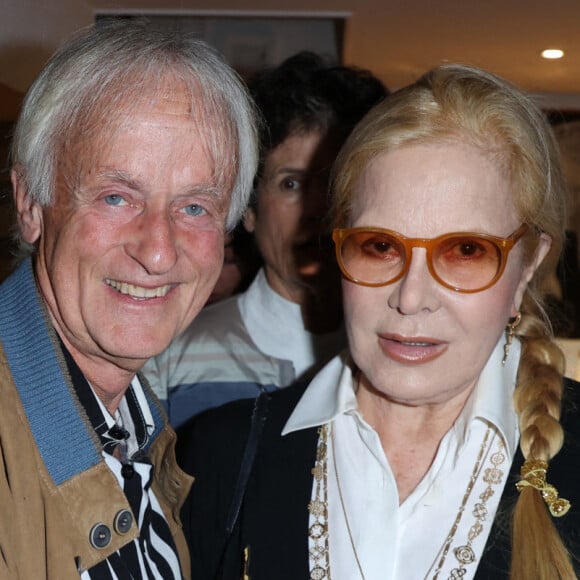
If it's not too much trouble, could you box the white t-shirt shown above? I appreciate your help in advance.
[239,268,346,380]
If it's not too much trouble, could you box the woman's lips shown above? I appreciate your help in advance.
[378,333,448,363]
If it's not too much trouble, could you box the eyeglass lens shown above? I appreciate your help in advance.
[338,230,504,291]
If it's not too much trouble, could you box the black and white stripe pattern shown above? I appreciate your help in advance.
[84,455,182,579]
[60,344,182,579]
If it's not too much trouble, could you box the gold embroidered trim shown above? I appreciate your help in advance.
[446,435,506,579]
[309,423,508,580]
[308,425,331,579]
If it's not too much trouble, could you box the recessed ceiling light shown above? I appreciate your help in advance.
[542,48,564,59]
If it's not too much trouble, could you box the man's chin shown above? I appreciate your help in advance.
[101,337,173,369]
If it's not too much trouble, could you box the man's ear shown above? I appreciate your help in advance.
[512,232,552,314]
[243,205,256,234]
[12,168,43,245]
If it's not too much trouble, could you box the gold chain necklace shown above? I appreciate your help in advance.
[308,422,505,580]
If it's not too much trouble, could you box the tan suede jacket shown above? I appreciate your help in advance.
[0,350,193,580]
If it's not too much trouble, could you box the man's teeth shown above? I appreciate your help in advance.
[106,279,171,299]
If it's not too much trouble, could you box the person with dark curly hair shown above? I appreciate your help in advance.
[144,52,387,428]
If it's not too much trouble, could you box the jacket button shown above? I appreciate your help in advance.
[89,523,112,549]
[114,509,133,535]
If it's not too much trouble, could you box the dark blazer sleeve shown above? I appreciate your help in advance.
[237,393,318,580]
[177,397,256,580]
[176,381,316,580]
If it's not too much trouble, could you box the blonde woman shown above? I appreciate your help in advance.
[180,64,580,579]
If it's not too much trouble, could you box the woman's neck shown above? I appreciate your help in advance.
[356,377,475,502]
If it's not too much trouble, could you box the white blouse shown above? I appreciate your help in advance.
[283,339,521,580]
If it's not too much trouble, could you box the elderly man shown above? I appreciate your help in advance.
[0,20,257,579]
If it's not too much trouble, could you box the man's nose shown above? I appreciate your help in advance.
[125,209,179,275]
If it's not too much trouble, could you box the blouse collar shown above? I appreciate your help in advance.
[284,337,520,458]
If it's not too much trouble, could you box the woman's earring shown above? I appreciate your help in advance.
[502,312,522,366]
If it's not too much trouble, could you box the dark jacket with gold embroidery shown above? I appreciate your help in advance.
[180,375,580,579]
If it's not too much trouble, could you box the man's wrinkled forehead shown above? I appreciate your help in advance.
[59,81,235,189]
[68,80,198,143]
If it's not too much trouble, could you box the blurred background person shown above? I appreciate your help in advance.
[180,64,580,579]
[144,51,387,427]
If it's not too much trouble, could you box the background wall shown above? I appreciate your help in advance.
[0,0,93,93]
[5,0,580,100]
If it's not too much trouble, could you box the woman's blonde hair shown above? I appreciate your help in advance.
[330,64,574,579]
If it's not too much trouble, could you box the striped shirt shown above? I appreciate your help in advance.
[62,345,182,579]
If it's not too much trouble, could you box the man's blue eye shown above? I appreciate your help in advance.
[185,204,205,216]
[104,194,123,206]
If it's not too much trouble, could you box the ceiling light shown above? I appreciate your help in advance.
[542,49,564,59]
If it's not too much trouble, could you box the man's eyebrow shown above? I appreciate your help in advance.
[185,184,222,197]
[97,169,141,190]
[96,169,221,196]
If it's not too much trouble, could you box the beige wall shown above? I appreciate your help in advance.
[0,0,93,93]
[4,0,580,103]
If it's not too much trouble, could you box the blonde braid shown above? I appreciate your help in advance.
[511,294,575,579]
